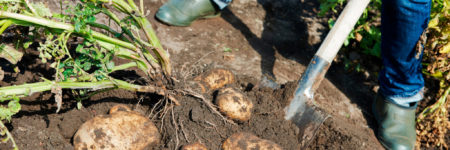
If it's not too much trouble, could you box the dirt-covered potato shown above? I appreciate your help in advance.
[215,87,253,122]
[108,104,131,114]
[73,105,160,150]
[222,132,282,150]
[194,68,235,92]
[181,142,208,150]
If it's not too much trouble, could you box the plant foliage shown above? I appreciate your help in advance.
[0,0,174,149]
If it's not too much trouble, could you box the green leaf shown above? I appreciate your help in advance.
[77,101,83,109]
[83,62,92,70]
[23,41,33,49]
[106,61,114,70]
[75,44,84,53]
[87,16,96,23]
[431,71,444,78]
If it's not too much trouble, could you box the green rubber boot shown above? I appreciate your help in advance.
[372,94,417,150]
[155,0,220,26]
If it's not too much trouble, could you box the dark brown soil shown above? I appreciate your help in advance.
[0,0,418,149]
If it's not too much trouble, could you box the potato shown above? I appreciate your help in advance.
[194,68,235,92]
[108,104,131,114]
[215,87,253,122]
[181,142,208,150]
[73,105,160,150]
[222,132,282,150]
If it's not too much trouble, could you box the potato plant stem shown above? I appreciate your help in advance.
[0,79,157,101]
[110,62,137,72]
[0,121,17,150]
[0,11,137,50]
[96,0,172,75]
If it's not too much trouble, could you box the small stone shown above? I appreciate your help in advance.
[363,71,370,79]
[223,54,235,61]
[372,85,379,93]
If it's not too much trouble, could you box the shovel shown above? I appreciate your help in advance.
[284,0,371,148]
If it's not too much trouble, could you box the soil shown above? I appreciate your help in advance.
[2,0,437,149]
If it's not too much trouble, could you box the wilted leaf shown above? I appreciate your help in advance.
[439,42,450,54]
[30,2,52,17]
[0,44,23,64]
[51,86,62,113]
[428,15,439,28]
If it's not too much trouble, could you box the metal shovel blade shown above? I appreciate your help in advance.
[285,56,330,148]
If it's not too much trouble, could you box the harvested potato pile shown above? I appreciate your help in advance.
[192,68,235,93]
[216,87,253,122]
[73,105,160,150]
[222,132,282,150]
[181,142,208,150]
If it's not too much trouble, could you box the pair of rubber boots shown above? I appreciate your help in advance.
[156,0,417,149]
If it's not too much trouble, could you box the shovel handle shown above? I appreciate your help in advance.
[316,0,371,62]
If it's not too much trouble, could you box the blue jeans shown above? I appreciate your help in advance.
[379,0,431,107]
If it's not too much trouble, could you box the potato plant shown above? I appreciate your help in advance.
[0,0,174,149]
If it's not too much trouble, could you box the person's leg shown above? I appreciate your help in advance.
[156,0,232,26]
[373,0,431,149]
[379,0,430,107]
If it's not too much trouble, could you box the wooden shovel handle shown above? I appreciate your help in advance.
[315,0,371,63]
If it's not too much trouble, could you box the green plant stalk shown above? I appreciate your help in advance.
[0,20,12,35]
[417,85,450,122]
[138,17,172,75]
[86,22,122,39]
[0,20,7,26]
[100,7,161,74]
[0,11,137,50]
[95,40,151,72]
[110,62,137,72]
[0,121,18,150]
[1,11,156,72]
[0,79,159,101]
[101,9,159,66]
[96,0,172,75]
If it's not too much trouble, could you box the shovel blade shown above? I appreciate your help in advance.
[284,55,330,148]
[290,102,328,148]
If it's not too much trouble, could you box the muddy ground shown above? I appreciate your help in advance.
[0,0,426,149]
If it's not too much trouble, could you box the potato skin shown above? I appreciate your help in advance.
[222,132,282,150]
[215,87,253,122]
[181,142,208,150]
[195,68,235,92]
[108,104,131,114]
[73,106,160,150]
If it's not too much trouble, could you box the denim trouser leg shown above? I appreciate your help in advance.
[379,0,431,107]
[212,0,232,9]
